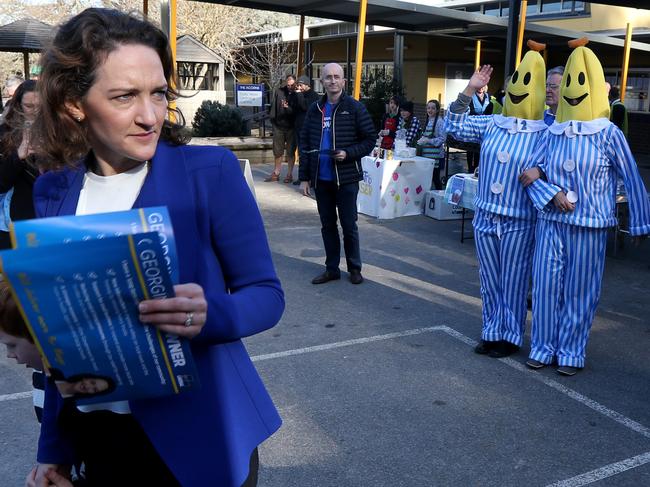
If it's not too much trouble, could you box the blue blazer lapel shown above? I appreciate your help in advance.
[133,141,174,209]
[133,142,199,284]
[43,167,85,217]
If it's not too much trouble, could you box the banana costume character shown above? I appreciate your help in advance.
[445,43,557,358]
[526,40,650,374]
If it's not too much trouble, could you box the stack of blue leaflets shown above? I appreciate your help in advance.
[0,207,200,404]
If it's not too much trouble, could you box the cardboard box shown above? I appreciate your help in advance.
[424,190,467,220]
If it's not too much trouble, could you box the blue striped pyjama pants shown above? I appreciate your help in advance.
[530,220,608,368]
[473,209,536,346]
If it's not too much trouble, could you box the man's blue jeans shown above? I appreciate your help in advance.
[314,180,362,274]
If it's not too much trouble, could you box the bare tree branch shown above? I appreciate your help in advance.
[177,1,298,77]
[235,33,298,88]
[0,0,301,90]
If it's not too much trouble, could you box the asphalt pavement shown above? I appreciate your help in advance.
[0,161,649,487]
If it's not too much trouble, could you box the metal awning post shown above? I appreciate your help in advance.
[170,0,177,71]
[504,0,521,78]
[474,39,481,70]
[621,23,632,102]
[306,41,313,82]
[23,53,30,80]
[393,33,404,91]
[297,15,305,75]
[168,0,178,122]
[515,0,528,68]
[346,38,352,82]
[352,0,368,100]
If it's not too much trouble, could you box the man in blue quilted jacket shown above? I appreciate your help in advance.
[299,63,376,285]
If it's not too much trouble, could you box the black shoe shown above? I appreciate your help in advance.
[474,340,498,355]
[557,366,580,376]
[526,358,546,369]
[311,270,341,285]
[488,341,520,358]
[292,180,300,186]
[349,270,364,284]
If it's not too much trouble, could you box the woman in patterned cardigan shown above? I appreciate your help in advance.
[398,100,421,148]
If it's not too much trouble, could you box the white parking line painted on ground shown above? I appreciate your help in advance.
[253,324,650,485]
[2,325,648,484]
[253,324,650,441]
[437,324,478,347]
[436,326,650,440]
[0,391,31,402]
[252,326,446,362]
[497,354,650,440]
[545,451,650,487]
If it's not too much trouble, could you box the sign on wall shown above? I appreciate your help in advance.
[236,84,264,107]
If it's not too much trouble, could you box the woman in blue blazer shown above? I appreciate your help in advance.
[29,9,283,487]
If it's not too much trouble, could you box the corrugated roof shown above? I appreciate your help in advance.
[198,0,650,53]
[0,18,53,53]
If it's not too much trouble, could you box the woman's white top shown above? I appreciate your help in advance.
[74,160,148,414]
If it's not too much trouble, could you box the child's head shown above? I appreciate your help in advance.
[0,280,42,369]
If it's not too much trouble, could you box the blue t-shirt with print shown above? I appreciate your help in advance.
[318,102,336,181]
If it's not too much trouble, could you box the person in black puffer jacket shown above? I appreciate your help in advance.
[298,63,375,285]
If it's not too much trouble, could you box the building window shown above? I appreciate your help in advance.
[454,0,586,18]
[605,70,650,112]
[311,62,393,94]
[310,22,359,37]
[484,4,500,16]
[526,1,539,16]
[541,0,562,13]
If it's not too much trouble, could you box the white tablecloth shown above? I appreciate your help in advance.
[358,156,435,219]
[444,173,478,211]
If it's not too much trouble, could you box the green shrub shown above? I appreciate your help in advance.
[192,101,248,137]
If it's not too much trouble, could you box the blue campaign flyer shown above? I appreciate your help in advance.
[10,207,178,284]
[0,232,199,404]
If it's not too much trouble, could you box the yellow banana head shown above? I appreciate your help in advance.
[556,43,610,122]
[502,44,546,120]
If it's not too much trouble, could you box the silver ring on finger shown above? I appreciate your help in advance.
[184,312,194,327]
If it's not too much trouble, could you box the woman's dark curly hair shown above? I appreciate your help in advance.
[32,8,190,167]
